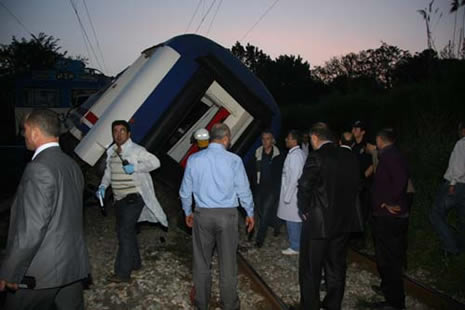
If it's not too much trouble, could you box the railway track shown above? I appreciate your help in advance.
[348,249,465,310]
[238,252,289,310]
[236,246,465,310]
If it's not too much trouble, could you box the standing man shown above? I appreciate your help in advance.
[298,122,360,310]
[370,128,409,310]
[301,132,310,157]
[179,123,254,310]
[430,121,465,256]
[251,130,283,248]
[0,109,90,309]
[352,120,374,248]
[339,131,354,150]
[277,130,306,255]
[97,120,168,282]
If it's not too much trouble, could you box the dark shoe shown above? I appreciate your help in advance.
[255,241,263,248]
[366,301,404,309]
[273,230,280,237]
[371,285,383,296]
[106,274,131,283]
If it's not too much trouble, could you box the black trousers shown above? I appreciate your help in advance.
[372,216,408,309]
[4,280,84,310]
[114,194,144,280]
[299,220,350,310]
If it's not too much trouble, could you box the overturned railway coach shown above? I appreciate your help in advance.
[69,34,281,186]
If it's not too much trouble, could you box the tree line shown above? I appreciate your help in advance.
[230,40,464,108]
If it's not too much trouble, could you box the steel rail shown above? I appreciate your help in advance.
[348,249,465,310]
[237,252,289,310]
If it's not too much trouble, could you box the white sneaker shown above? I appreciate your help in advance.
[281,248,299,255]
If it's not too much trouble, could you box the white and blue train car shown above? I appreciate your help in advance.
[69,34,280,185]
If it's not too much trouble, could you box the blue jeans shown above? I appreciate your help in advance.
[286,221,302,251]
[430,181,465,253]
[114,194,144,280]
[255,190,279,245]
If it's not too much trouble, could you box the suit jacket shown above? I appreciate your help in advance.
[0,146,90,289]
[297,142,360,239]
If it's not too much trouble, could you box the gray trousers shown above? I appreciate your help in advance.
[193,207,240,310]
[4,280,84,310]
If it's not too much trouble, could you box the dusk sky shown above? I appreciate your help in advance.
[0,1,459,76]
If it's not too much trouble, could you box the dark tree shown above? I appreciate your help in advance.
[231,41,273,79]
[231,42,325,105]
[312,43,410,91]
[0,33,67,76]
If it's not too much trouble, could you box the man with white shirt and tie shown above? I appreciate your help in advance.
[0,109,89,310]
[179,123,254,310]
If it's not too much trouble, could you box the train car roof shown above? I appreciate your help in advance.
[143,34,280,121]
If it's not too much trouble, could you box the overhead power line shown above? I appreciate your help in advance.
[68,0,104,72]
[0,2,33,36]
[185,0,203,33]
[240,0,280,42]
[206,0,223,36]
[82,0,107,73]
[194,0,217,33]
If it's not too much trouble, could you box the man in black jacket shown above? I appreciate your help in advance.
[298,122,360,310]
[250,130,284,247]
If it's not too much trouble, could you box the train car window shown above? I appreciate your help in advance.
[22,88,59,107]
[165,99,210,150]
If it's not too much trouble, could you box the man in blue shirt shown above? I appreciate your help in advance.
[179,123,254,310]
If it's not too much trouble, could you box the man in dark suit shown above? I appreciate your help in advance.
[298,122,360,310]
[0,109,90,310]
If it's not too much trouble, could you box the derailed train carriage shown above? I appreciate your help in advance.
[68,34,281,187]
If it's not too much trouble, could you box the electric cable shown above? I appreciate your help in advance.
[185,0,203,33]
[82,0,107,73]
[68,0,104,71]
[206,0,223,35]
[240,0,280,42]
[0,2,33,36]
[194,0,217,33]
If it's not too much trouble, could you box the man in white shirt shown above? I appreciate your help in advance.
[97,120,167,282]
[430,121,465,256]
[277,130,306,255]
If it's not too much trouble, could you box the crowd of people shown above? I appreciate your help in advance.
[1,108,464,310]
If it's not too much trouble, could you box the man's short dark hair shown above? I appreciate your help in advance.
[210,123,231,141]
[112,120,131,132]
[340,131,354,147]
[376,128,397,144]
[25,108,61,138]
[309,122,333,141]
[288,129,302,145]
[352,120,366,131]
[261,129,274,137]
